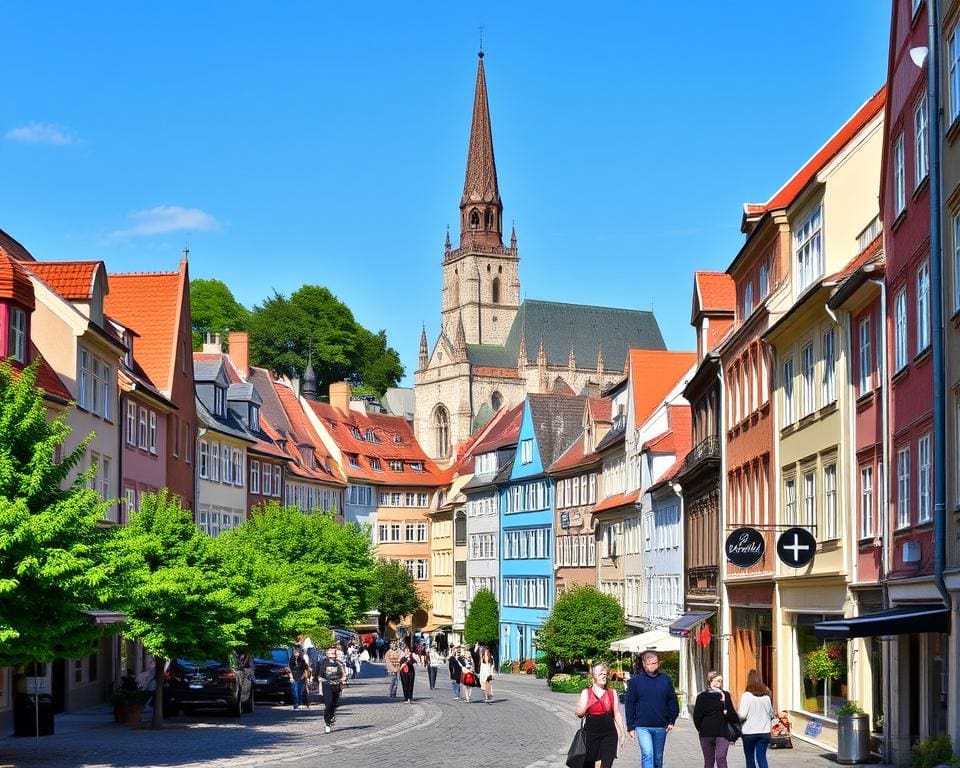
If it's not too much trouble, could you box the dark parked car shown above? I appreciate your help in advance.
[253,648,292,704]
[163,653,254,716]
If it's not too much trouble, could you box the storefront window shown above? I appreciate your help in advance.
[796,617,848,717]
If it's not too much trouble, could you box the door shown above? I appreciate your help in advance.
[51,659,67,713]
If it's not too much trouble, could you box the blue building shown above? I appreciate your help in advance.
[499,393,584,661]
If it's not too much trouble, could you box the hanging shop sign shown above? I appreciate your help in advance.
[725,527,765,568]
[776,527,817,568]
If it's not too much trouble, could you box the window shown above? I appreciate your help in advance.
[250,405,260,432]
[125,402,137,445]
[273,467,281,496]
[894,289,908,370]
[125,487,137,515]
[347,453,360,469]
[823,464,837,540]
[520,439,534,464]
[759,261,769,298]
[860,465,874,538]
[782,358,794,426]
[796,621,848,716]
[822,330,836,404]
[214,386,225,417]
[794,204,824,293]
[378,524,388,543]
[917,261,930,352]
[918,434,931,523]
[894,133,906,215]
[897,447,911,529]
[135,407,147,449]
[801,343,815,417]
[78,348,112,419]
[955,212,960,312]
[199,441,209,479]
[369,457,382,471]
[250,460,260,493]
[232,449,243,487]
[210,442,221,481]
[744,280,754,317]
[915,93,929,185]
[434,406,450,459]
[7,306,26,362]
[784,479,796,526]
[952,26,960,123]
[405,522,415,542]
[149,412,157,454]
[858,318,872,395]
[261,461,271,495]
[803,471,816,528]
[389,459,404,472]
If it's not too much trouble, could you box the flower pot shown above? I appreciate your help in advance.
[837,713,870,764]
[113,702,145,725]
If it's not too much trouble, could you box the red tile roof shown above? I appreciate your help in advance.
[694,271,736,316]
[272,383,344,485]
[0,248,35,309]
[588,397,612,423]
[592,489,639,515]
[0,228,35,263]
[629,350,697,428]
[26,261,102,301]
[471,401,524,455]
[32,346,73,403]
[104,268,185,396]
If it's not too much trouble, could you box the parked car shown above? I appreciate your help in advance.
[253,648,292,704]
[163,653,254,716]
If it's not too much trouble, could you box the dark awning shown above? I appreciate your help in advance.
[814,604,950,639]
[669,611,715,637]
[81,610,127,625]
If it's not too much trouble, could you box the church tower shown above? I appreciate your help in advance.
[441,50,520,347]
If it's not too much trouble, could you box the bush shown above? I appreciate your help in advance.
[911,734,955,768]
[535,663,548,679]
[523,659,536,674]
[500,660,513,673]
[548,674,624,694]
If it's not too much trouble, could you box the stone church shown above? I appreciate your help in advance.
[413,51,666,462]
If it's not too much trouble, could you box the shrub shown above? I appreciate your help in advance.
[549,674,624,694]
[911,734,955,768]
[499,660,513,673]
[835,701,865,717]
[535,663,548,679]
[523,659,536,674]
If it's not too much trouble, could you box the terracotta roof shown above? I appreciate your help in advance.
[592,489,640,515]
[103,268,184,396]
[824,235,884,284]
[471,401,524,454]
[0,247,35,309]
[31,346,72,403]
[548,435,602,474]
[629,350,697,428]
[27,261,102,300]
[0,228,35,262]
[693,271,735,318]
[270,382,343,485]
[473,366,520,378]
[448,405,521,478]
[649,457,684,491]
[588,397,612,423]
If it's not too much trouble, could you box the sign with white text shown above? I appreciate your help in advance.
[725,527,765,568]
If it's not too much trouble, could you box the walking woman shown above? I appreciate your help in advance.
[739,670,776,768]
[426,647,440,690]
[693,671,740,768]
[398,646,417,703]
[459,648,476,703]
[448,647,463,699]
[478,647,496,703]
[574,662,626,768]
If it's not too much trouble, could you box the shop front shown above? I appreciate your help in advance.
[728,589,774,701]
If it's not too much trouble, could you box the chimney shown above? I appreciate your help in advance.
[329,381,352,413]
[202,332,223,354]
[227,331,249,375]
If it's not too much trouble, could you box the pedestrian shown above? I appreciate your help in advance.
[739,670,776,768]
[478,646,496,703]
[375,635,386,660]
[575,662,627,768]
[625,651,679,768]
[427,647,440,690]
[288,645,312,710]
[459,647,476,703]
[317,644,348,734]
[693,670,740,768]
[398,646,417,703]
[448,646,463,699]
[385,642,401,697]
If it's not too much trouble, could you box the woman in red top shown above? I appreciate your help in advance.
[575,663,627,767]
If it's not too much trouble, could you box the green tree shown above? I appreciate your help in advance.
[0,361,121,667]
[189,278,251,350]
[373,559,426,635]
[109,491,246,728]
[536,586,623,663]
[463,588,499,646]
[354,328,405,397]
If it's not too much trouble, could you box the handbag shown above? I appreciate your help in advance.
[462,671,475,686]
[725,719,743,743]
[565,719,587,768]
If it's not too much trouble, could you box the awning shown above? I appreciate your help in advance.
[610,628,683,653]
[81,610,127,625]
[669,611,715,638]
[814,604,950,639]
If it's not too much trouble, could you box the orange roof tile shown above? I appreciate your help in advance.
[11,346,73,403]
[0,228,35,263]
[629,350,696,428]
[104,269,184,396]
[27,261,102,300]
[471,401,524,454]
[588,397,612,423]
[694,271,736,315]
[0,248,35,309]
[474,366,520,378]
[592,489,640,515]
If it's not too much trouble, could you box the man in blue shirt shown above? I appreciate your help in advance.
[625,651,679,768]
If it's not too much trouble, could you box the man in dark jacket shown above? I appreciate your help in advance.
[448,647,463,700]
[625,651,679,768]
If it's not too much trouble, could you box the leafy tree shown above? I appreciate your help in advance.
[109,491,246,728]
[373,559,426,635]
[189,278,250,350]
[463,588,499,646]
[0,361,120,667]
[354,328,405,397]
[536,586,623,663]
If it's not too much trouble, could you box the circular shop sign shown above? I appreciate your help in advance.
[725,527,765,568]
[776,527,817,568]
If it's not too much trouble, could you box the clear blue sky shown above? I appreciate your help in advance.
[1,2,889,387]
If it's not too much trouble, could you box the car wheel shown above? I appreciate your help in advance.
[228,691,242,716]
[242,689,255,714]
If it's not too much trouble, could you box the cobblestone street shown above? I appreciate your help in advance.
[0,663,835,768]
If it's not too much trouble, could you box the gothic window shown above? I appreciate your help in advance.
[490,391,503,411]
[470,210,479,229]
[492,277,501,304]
[484,209,494,229]
[435,405,451,459]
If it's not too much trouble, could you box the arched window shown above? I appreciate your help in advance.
[484,209,494,229]
[492,276,501,304]
[490,391,503,411]
[470,210,480,229]
[434,405,450,458]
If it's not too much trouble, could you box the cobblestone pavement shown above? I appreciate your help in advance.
[0,662,833,768]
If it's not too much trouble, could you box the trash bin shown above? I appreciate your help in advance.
[13,693,54,737]
[837,713,870,764]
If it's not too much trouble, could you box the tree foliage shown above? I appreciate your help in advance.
[373,559,426,631]
[536,586,623,662]
[463,588,499,646]
[0,361,120,667]
[189,278,251,350]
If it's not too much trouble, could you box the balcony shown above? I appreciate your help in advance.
[680,436,721,476]
[687,566,718,595]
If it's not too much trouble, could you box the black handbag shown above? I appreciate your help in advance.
[566,719,587,768]
[725,720,742,742]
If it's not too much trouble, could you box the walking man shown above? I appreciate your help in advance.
[317,644,348,734]
[385,642,401,698]
[625,651,679,768]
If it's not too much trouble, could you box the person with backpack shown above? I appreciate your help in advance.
[398,646,417,703]
[317,644,348,733]
[288,645,312,711]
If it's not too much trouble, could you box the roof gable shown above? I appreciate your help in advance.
[629,350,697,427]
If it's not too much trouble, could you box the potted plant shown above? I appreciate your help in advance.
[803,644,845,681]
[836,701,869,764]
[110,688,150,725]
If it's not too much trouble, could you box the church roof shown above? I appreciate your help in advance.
[461,52,501,211]
[527,393,587,469]
[466,299,665,372]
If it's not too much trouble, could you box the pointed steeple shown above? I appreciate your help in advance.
[455,313,468,362]
[460,51,503,249]
[302,349,317,400]
[517,332,528,370]
[444,226,452,255]
[418,325,429,371]
[510,222,517,250]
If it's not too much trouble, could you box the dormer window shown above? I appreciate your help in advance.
[393,434,402,445]
[410,461,424,472]
[249,404,260,432]
[350,426,362,440]
[301,445,314,468]
[369,457,382,471]
[389,459,404,472]
[348,453,360,468]
[214,386,225,417]
[365,428,379,443]
[123,331,133,368]
[8,307,26,363]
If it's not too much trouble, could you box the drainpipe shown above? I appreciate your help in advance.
[717,363,729,691]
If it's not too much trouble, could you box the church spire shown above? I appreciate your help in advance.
[460,51,503,249]
[418,325,429,371]
[455,313,468,362]
[302,348,317,401]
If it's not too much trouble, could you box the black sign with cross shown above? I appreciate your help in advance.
[776,527,817,568]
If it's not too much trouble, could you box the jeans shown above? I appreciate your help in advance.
[322,683,341,725]
[452,680,461,698]
[428,666,438,689]
[742,734,770,768]
[634,727,668,768]
[699,735,730,768]
[389,672,399,697]
[290,680,305,708]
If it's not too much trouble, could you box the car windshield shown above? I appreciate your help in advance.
[176,659,227,670]
[258,649,289,665]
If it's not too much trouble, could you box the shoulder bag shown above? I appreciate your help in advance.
[724,692,742,742]
[565,718,587,768]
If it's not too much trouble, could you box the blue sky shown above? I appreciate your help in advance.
[1,2,888,386]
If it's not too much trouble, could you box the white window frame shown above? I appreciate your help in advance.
[860,465,874,539]
[897,447,911,529]
[895,288,908,371]
[7,306,26,363]
[784,478,796,526]
[199,440,209,479]
[894,133,906,216]
[821,329,836,405]
[918,434,932,523]
[951,25,960,124]
[917,261,931,352]
[915,93,929,186]
[803,470,816,528]
[794,203,824,294]
[801,342,815,417]
[954,211,960,313]
[823,464,837,540]
[520,439,533,465]
[126,402,137,446]
[782,358,794,426]
[858,317,872,395]
[250,460,260,493]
